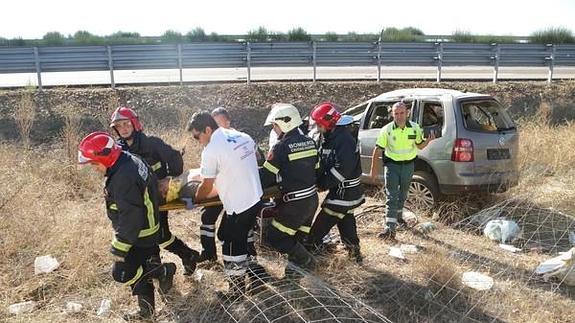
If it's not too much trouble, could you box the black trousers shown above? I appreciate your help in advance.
[309,204,360,248]
[201,205,257,259]
[217,201,262,277]
[158,210,197,259]
[268,195,319,254]
[112,246,160,296]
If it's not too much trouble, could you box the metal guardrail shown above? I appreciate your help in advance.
[1,42,574,89]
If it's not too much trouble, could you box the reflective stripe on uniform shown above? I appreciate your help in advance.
[112,238,132,253]
[223,254,248,262]
[330,167,346,182]
[325,195,365,207]
[109,203,118,211]
[386,217,398,224]
[125,266,143,286]
[288,149,317,161]
[315,161,320,169]
[271,219,297,236]
[159,233,176,249]
[263,161,280,174]
[139,188,159,238]
[298,225,311,233]
[200,230,215,237]
[151,162,162,171]
[323,207,346,219]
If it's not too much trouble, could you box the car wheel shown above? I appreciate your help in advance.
[408,171,441,210]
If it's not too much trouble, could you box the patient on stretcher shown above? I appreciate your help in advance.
[158,169,218,204]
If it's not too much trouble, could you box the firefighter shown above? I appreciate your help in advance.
[78,132,176,320]
[110,107,199,275]
[308,102,365,263]
[187,111,264,298]
[259,103,319,278]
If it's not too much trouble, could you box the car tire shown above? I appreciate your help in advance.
[408,171,442,210]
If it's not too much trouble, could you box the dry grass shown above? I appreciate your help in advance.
[1,100,575,322]
[13,91,36,150]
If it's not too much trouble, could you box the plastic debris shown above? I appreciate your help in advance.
[389,247,406,260]
[34,255,60,274]
[569,231,575,246]
[483,219,520,243]
[8,301,36,315]
[403,208,418,224]
[499,244,521,253]
[462,271,494,291]
[193,269,204,282]
[418,222,436,234]
[65,302,83,313]
[535,247,575,286]
[96,299,112,317]
[400,244,419,254]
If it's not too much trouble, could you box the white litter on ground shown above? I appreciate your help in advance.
[535,247,575,286]
[400,244,419,254]
[484,219,520,243]
[34,255,59,274]
[96,299,111,317]
[499,244,521,253]
[8,301,36,315]
[462,271,494,291]
[65,302,83,313]
[389,247,406,260]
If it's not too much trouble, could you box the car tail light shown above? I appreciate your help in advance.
[452,139,474,162]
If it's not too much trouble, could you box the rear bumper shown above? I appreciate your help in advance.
[439,179,518,195]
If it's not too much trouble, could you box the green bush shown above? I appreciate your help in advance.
[287,27,311,41]
[246,26,269,42]
[186,28,208,42]
[161,30,183,43]
[452,30,516,43]
[73,31,103,45]
[530,27,575,44]
[324,32,339,42]
[347,32,378,42]
[42,32,65,46]
[107,31,146,45]
[381,27,422,42]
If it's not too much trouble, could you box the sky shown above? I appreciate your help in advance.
[1,0,574,38]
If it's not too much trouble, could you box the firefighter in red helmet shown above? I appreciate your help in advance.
[110,107,200,276]
[308,102,365,263]
[78,131,176,320]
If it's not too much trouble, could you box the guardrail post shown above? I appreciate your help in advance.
[492,43,500,83]
[107,46,115,89]
[377,41,382,82]
[177,43,183,86]
[547,43,555,84]
[33,47,42,91]
[246,42,251,84]
[435,42,443,83]
[312,41,317,82]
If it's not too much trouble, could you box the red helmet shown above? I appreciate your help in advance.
[311,102,341,131]
[110,107,143,132]
[78,131,122,168]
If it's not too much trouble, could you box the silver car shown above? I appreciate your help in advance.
[343,88,519,209]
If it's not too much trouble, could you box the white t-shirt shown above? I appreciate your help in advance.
[200,128,263,214]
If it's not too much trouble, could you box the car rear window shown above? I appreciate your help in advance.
[460,99,516,133]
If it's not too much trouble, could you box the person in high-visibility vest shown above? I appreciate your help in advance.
[370,102,435,241]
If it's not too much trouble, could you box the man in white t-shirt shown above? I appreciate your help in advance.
[187,111,264,297]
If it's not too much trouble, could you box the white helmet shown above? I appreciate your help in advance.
[264,103,302,133]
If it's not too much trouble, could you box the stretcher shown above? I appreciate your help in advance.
[158,169,281,211]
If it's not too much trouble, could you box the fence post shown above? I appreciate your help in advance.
[377,41,382,82]
[246,42,251,84]
[178,43,183,86]
[312,41,317,82]
[435,42,443,83]
[547,44,555,84]
[33,47,42,91]
[492,43,500,84]
[107,46,115,89]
